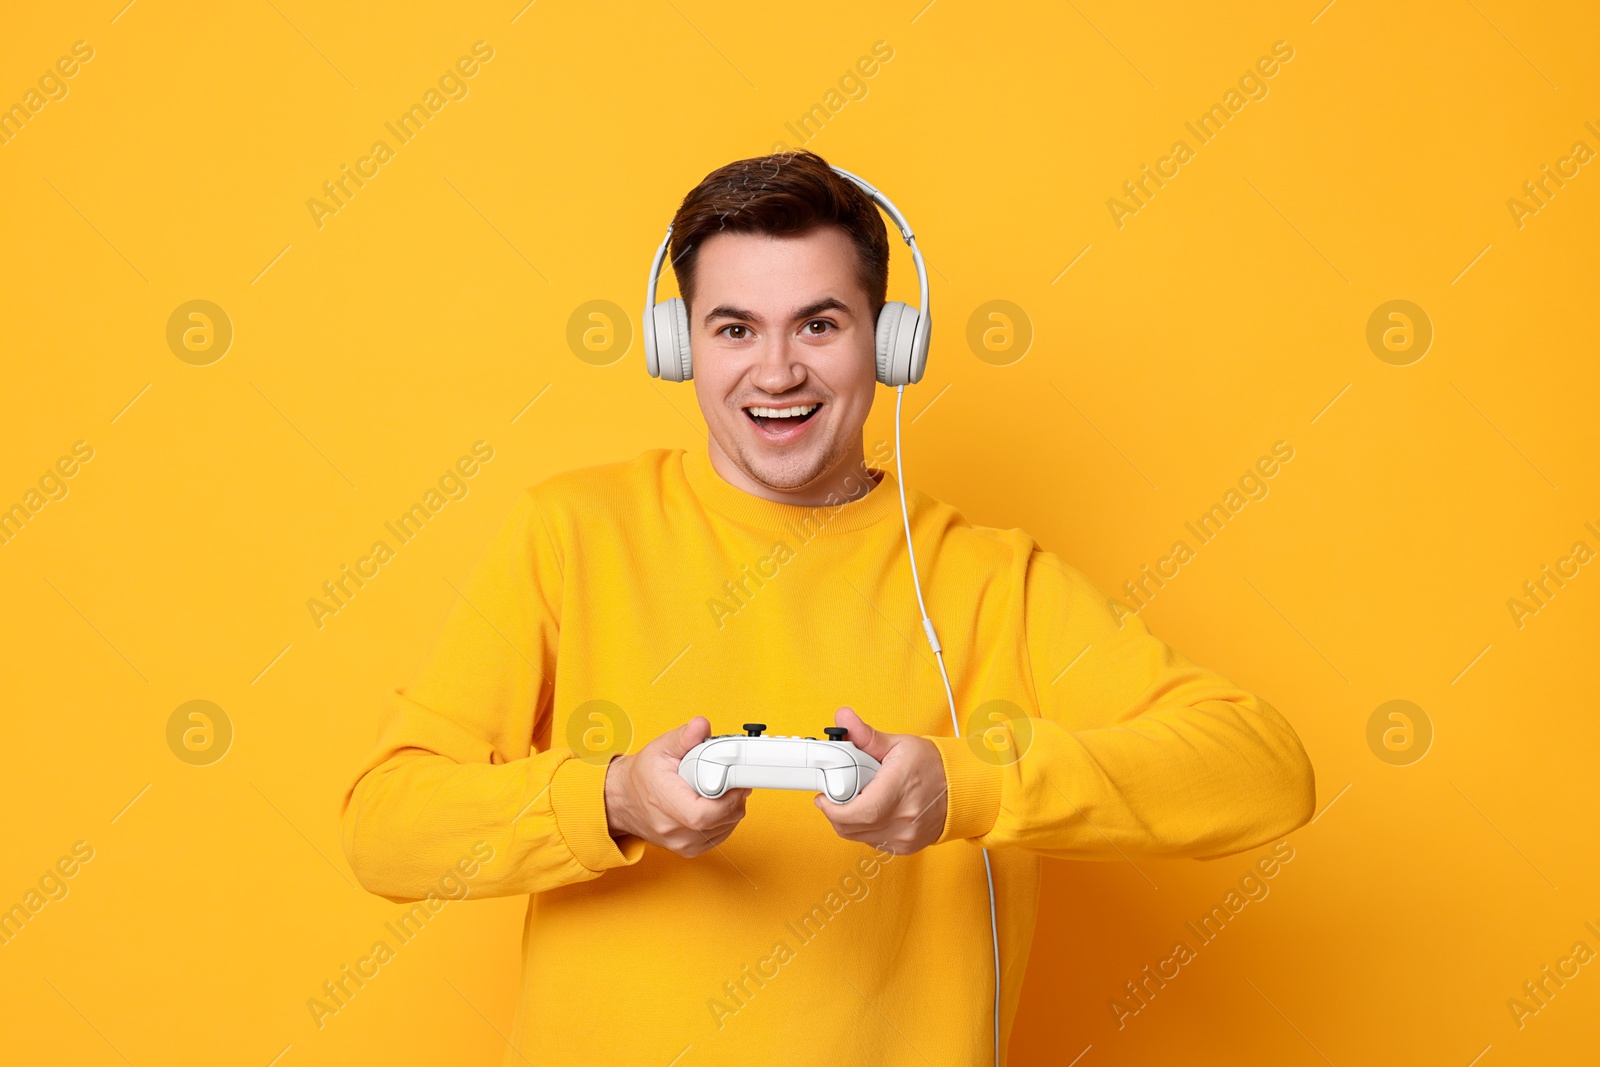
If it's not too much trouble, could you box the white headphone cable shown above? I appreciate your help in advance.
[892,384,1002,1067]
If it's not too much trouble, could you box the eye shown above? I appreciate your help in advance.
[719,324,751,340]
[803,319,834,336]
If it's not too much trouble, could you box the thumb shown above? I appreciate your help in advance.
[665,716,711,758]
[834,707,894,763]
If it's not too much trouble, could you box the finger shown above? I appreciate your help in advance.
[834,707,894,762]
[662,716,712,759]
[813,792,875,831]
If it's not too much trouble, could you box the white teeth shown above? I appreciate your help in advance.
[747,404,819,418]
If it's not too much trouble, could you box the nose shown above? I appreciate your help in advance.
[750,331,806,393]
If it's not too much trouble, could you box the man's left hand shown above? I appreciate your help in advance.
[814,707,948,855]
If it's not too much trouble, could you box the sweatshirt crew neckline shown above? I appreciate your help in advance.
[680,447,901,535]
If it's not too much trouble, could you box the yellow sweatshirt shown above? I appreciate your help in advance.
[341,446,1315,1066]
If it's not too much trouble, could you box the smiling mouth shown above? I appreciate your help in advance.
[744,403,821,433]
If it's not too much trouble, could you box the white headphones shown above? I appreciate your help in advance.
[642,165,932,387]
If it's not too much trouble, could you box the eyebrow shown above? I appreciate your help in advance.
[702,297,852,327]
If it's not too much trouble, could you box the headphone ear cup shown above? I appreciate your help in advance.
[874,301,920,386]
[670,297,693,381]
[650,298,693,381]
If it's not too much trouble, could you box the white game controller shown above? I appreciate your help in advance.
[678,724,881,804]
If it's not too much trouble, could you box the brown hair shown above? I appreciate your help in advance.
[667,149,890,317]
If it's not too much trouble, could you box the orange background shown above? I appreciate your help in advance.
[2,1,1597,1064]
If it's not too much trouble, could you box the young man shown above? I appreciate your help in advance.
[341,150,1316,1065]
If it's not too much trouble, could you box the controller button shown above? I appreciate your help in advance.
[824,727,848,741]
[743,723,767,737]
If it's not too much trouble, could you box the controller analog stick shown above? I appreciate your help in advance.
[743,723,766,737]
[824,727,848,741]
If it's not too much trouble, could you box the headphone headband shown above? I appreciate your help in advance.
[643,163,931,386]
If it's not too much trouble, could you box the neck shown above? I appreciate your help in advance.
[705,436,879,507]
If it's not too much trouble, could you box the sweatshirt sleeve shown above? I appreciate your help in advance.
[931,549,1316,860]
[340,488,645,902]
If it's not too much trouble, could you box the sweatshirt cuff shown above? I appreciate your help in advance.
[930,735,1004,844]
[550,756,645,873]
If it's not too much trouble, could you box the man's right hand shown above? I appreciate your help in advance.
[602,716,752,858]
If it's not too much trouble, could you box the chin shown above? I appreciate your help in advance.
[744,451,830,491]
[725,432,832,491]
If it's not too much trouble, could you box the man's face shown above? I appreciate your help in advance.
[688,226,877,494]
